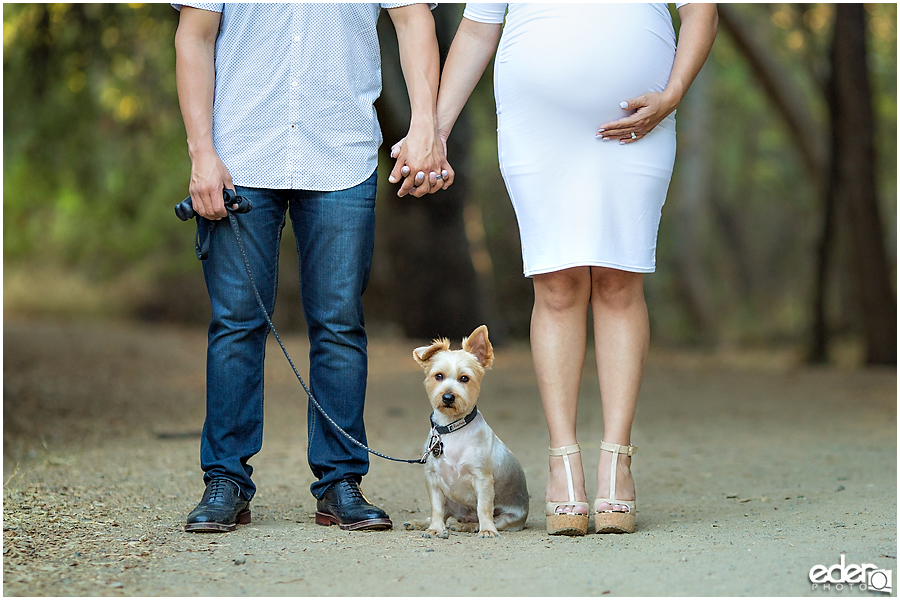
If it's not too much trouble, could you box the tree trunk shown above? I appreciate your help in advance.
[829,4,897,365]
[718,5,838,362]
[807,159,837,363]
[375,6,485,340]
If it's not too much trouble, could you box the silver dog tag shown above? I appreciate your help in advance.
[424,430,443,460]
[431,441,443,458]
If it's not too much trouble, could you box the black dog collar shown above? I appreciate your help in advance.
[430,406,478,435]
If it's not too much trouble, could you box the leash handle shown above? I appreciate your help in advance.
[226,212,426,465]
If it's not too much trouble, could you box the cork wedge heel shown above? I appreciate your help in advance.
[594,441,637,534]
[545,444,589,536]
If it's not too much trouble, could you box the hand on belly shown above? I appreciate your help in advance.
[596,92,677,144]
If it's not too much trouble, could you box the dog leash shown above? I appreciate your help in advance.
[178,193,433,464]
[223,209,431,465]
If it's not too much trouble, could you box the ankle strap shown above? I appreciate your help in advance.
[549,444,581,456]
[600,441,637,456]
[600,441,634,505]
[549,444,580,502]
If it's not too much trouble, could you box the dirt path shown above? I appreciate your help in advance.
[3,318,896,596]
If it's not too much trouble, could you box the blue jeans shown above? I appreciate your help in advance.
[199,171,377,500]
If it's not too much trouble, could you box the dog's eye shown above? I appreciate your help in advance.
[435,373,444,381]
[459,375,469,383]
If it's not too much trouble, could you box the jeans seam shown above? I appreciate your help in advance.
[294,209,319,470]
[252,207,287,459]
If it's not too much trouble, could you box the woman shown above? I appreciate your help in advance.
[392,3,717,535]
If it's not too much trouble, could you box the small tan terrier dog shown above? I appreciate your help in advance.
[413,325,529,538]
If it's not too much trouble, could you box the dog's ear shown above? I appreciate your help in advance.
[462,325,493,368]
[413,338,450,366]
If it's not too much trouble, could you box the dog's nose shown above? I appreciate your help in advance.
[442,393,455,406]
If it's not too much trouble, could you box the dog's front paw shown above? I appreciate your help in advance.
[479,528,499,539]
[423,528,449,539]
[403,519,428,531]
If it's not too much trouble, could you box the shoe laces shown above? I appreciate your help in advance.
[207,478,232,503]
[338,480,365,502]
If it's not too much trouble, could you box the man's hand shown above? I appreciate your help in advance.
[189,146,236,220]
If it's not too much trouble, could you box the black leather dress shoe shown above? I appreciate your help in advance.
[184,478,251,533]
[315,479,392,531]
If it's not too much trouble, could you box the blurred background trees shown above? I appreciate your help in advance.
[3,3,896,365]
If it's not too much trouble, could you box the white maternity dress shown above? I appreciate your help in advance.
[464,3,684,276]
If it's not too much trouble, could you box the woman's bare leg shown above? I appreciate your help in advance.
[590,266,648,511]
[532,267,592,514]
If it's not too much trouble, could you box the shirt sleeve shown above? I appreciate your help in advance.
[675,3,689,7]
[463,3,508,24]
[381,2,438,10]
[171,3,224,12]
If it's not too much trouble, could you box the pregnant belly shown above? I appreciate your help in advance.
[496,4,677,125]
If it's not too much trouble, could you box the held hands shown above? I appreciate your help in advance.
[388,127,454,197]
[596,91,678,145]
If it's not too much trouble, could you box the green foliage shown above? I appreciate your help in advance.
[651,3,897,344]
[3,4,194,278]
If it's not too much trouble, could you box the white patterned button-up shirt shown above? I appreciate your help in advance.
[174,3,422,191]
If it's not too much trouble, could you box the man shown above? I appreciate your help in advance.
[174,2,446,532]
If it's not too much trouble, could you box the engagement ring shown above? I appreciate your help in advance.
[631,132,637,139]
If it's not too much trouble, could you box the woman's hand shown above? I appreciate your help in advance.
[435,130,455,189]
[599,4,717,146]
[388,137,413,184]
[595,91,678,145]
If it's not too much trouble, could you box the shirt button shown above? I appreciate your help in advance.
[293,36,300,42]
[291,81,298,87]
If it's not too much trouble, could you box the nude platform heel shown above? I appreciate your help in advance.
[546,444,589,536]
[594,441,637,533]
